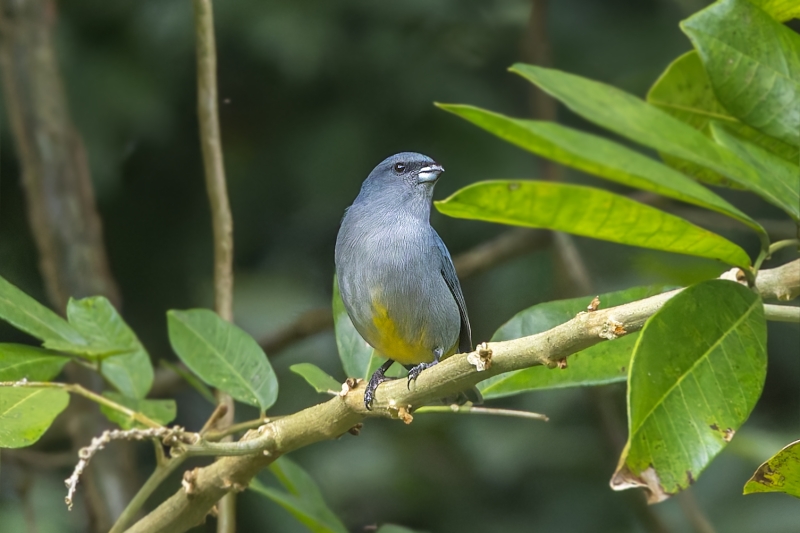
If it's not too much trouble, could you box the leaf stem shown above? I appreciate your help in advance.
[763,304,800,323]
[204,417,275,441]
[415,404,549,421]
[768,239,800,256]
[108,454,188,533]
[0,380,161,428]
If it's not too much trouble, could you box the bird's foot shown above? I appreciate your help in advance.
[406,347,444,389]
[364,360,395,410]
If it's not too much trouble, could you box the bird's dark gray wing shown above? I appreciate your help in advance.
[432,230,472,353]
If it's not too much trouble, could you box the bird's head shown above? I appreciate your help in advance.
[360,152,445,201]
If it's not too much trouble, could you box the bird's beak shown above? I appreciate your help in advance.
[417,163,445,184]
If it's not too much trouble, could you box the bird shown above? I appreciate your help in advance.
[335,152,472,409]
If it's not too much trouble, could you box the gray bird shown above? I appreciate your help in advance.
[335,152,471,409]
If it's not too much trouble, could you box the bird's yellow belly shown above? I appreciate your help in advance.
[370,302,434,366]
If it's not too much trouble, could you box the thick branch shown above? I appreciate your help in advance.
[125,261,799,533]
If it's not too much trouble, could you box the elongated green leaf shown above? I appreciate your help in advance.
[510,63,783,214]
[332,278,384,381]
[0,387,69,448]
[744,440,800,498]
[0,275,85,344]
[100,392,176,430]
[290,363,341,394]
[647,51,798,184]
[437,103,763,235]
[0,344,70,381]
[436,181,751,268]
[167,309,278,410]
[64,297,153,399]
[611,280,766,502]
[250,457,348,533]
[682,0,800,146]
[711,124,800,221]
[480,286,670,398]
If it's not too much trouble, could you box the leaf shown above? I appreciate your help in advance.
[437,103,762,235]
[744,440,800,498]
[65,297,153,399]
[290,363,341,394]
[750,0,800,21]
[479,286,670,399]
[647,51,798,185]
[0,344,70,381]
[99,391,176,430]
[682,0,800,147]
[435,181,751,268]
[0,274,86,344]
[250,456,348,533]
[167,309,278,411]
[0,387,70,448]
[510,63,784,213]
[710,123,800,222]
[159,359,216,404]
[332,278,384,381]
[611,280,766,502]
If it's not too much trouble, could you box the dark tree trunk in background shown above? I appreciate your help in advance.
[0,1,136,531]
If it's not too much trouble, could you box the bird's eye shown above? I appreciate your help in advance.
[393,163,407,173]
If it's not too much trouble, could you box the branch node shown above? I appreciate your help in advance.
[340,378,359,397]
[556,358,568,370]
[599,318,626,340]
[587,295,601,312]
[348,423,363,436]
[720,267,747,285]
[396,406,414,425]
[467,342,493,371]
[182,468,200,496]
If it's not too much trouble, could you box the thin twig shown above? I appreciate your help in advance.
[763,304,800,322]
[194,0,236,530]
[414,404,549,421]
[204,417,273,442]
[0,380,162,428]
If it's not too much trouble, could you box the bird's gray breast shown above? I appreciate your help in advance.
[335,207,460,364]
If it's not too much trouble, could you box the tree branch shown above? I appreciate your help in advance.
[124,261,799,533]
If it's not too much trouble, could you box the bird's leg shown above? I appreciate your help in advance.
[364,359,395,410]
[406,347,443,388]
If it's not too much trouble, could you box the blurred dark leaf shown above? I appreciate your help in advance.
[437,103,762,235]
[100,391,176,429]
[0,388,69,448]
[0,344,70,381]
[167,309,278,410]
[250,456,348,533]
[290,363,340,394]
[436,180,751,267]
[682,0,800,146]
[710,123,800,222]
[744,440,800,498]
[611,280,766,502]
[480,286,670,398]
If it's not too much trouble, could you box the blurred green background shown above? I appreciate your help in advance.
[1,0,798,531]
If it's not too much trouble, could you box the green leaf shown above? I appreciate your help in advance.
[479,286,670,399]
[710,123,800,222]
[0,274,86,344]
[64,297,153,399]
[250,456,348,533]
[436,181,751,268]
[290,363,341,394]
[744,440,800,498]
[682,0,800,147]
[611,280,766,502]
[510,63,783,215]
[167,309,278,411]
[647,51,798,185]
[332,277,383,381]
[750,0,800,21]
[0,387,69,448]
[99,391,176,430]
[437,103,762,235]
[0,344,70,381]
[159,359,216,404]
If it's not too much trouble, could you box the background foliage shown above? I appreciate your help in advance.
[0,0,798,532]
